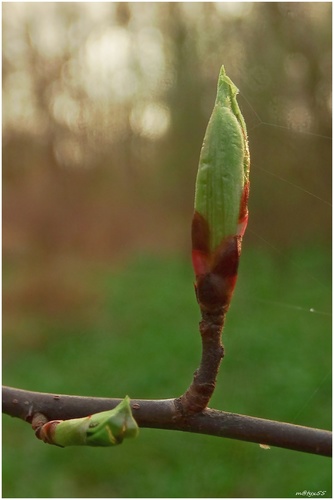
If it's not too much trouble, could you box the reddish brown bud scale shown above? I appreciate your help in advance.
[238,182,250,237]
[212,235,241,279]
[191,211,211,276]
[37,420,62,445]
[195,234,240,313]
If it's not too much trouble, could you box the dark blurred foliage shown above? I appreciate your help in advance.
[3,2,331,263]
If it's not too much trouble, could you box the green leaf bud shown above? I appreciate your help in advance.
[38,396,139,447]
[192,66,250,312]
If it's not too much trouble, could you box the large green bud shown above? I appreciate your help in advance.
[192,65,250,313]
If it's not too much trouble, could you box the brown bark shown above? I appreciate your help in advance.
[177,310,225,413]
[3,386,331,457]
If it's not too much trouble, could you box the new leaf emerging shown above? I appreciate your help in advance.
[192,65,250,313]
[36,396,139,447]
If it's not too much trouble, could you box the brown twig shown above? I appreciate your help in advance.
[3,386,331,457]
[177,310,225,413]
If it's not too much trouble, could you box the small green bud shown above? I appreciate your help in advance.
[38,396,139,447]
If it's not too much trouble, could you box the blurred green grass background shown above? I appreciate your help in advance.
[3,246,331,497]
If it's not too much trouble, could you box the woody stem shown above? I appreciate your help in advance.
[177,309,225,413]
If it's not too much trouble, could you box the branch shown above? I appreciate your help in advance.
[177,310,225,412]
[3,386,331,457]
